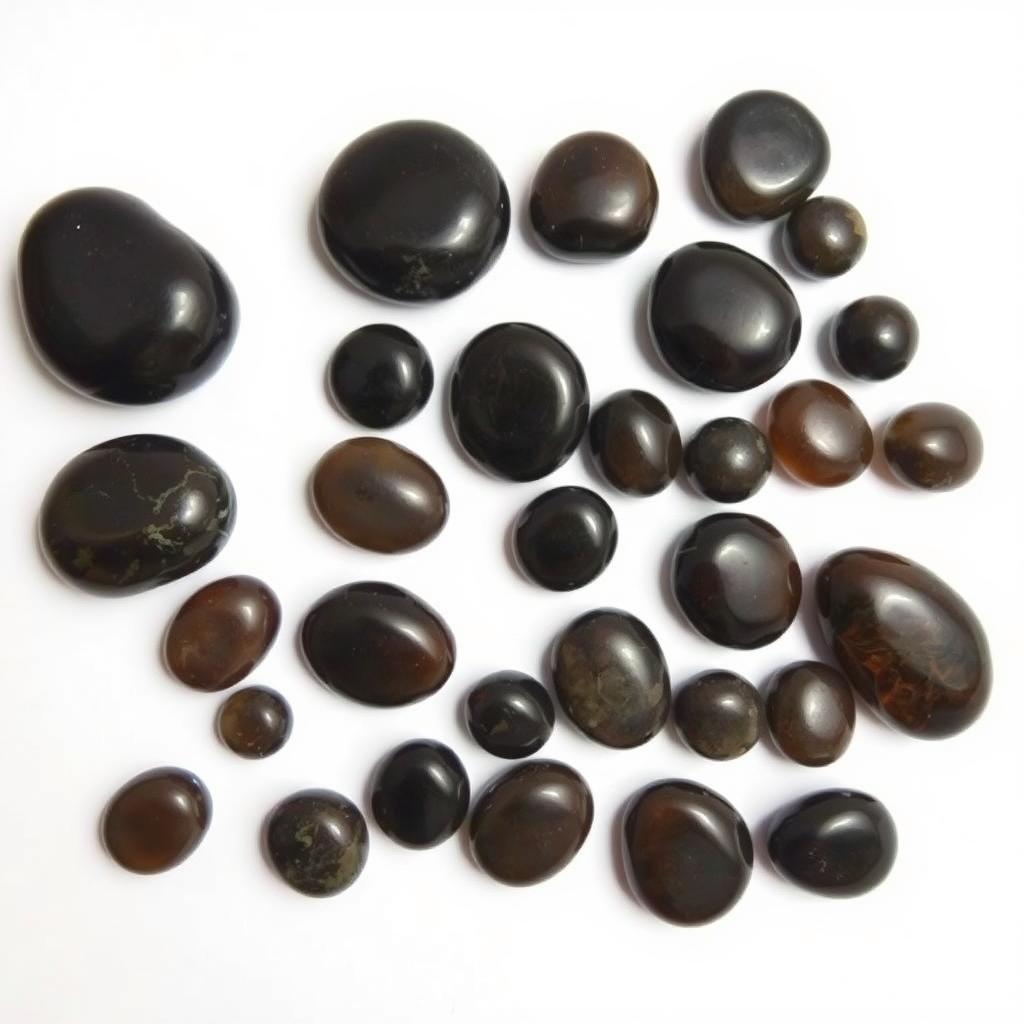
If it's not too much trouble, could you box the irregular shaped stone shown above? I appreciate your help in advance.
[784,196,866,278]
[684,417,772,503]
[673,670,763,760]
[831,296,918,381]
[465,671,555,759]
[883,402,983,491]
[765,661,855,767]
[216,686,292,759]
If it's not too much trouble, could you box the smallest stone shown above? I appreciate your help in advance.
[673,670,763,760]
[783,196,866,278]
[216,686,292,759]
[465,671,555,759]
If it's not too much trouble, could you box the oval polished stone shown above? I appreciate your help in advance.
[370,740,469,849]
[450,322,589,481]
[831,296,918,381]
[768,790,897,897]
[700,90,830,221]
[529,131,658,260]
[469,760,593,886]
[317,120,509,302]
[19,188,237,404]
[40,434,236,596]
[551,608,670,748]
[465,671,555,759]
[816,549,990,738]
[102,767,211,874]
[684,417,772,503]
[622,780,753,925]
[783,196,867,278]
[311,437,448,553]
[768,379,873,486]
[164,575,280,692]
[216,686,292,759]
[883,402,983,491]
[264,789,368,897]
[648,242,801,392]
[673,670,763,760]
[301,582,455,706]
[765,661,855,767]
[587,389,682,495]
[672,513,802,649]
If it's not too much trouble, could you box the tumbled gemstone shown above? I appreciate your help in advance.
[684,417,772,503]
[765,661,855,767]
[783,196,866,278]
[216,686,292,759]
[883,402,982,491]
[831,296,918,381]
[465,671,555,759]
[673,670,763,760]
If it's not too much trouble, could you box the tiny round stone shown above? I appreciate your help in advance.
[783,196,866,278]
[831,296,918,381]
[216,686,292,759]
[684,417,772,503]
[465,671,555,759]
[673,670,763,760]
[883,402,983,491]
[765,661,856,767]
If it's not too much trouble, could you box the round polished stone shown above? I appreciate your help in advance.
[469,761,593,886]
[587,389,682,495]
[216,686,292,759]
[370,740,469,849]
[700,90,830,222]
[529,131,658,260]
[317,120,509,302]
[765,661,855,767]
[102,767,211,874]
[684,417,772,503]
[671,513,802,649]
[19,187,237,404]
[831,296,918,381]
[40,434,236,596]
[450,322,589,481]
[648,242,801,392]
[465,671,555,759]
[622,780,753,925]
[327,324,433,428]
[673,670,763,760]
[783,196,866,278]
[883,402,983,491]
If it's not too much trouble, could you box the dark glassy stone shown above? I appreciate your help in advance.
[370,740,469,849]
[465,671,555,759]
[648,242,801,392]
[783,196,866,278]
[469,761,593,886]
[622,780,753,925]
[317,120,509,302]
[18,188,237,404]
[264,789,368,897]
[816,549,990,738]
[301,582,455,706]
[768,379,873,486]
[40,434,236,596]
[327,324,433,428]
[311,437,448,553]
[765,661,855,767]
[768,789,897,897]
[831,296,918,381]
[587,389,682,495]
[102,767,211,874]
[529,131,658,260]
[883,402,983,491]
[216,686,292,759]
[164,575,280,692]
[700,90,830,222]
[551,608,670,748]
[673,670,763,760]
[450,322,589,481]
[671,513,801,649]
[684,417,772,503]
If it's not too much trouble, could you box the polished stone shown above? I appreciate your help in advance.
[831,296,918,381]
[765,661,855,767]
[883,402,982,491]
[673,670,763,760]
[684,417,772,503]
[216,686,292,759]
[465,671,555,759]
[784,196,866,278]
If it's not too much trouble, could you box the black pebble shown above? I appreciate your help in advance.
[673,670,763,760]
[684,417,772,503]
[831,297,918,380]
[783,196,867,278]
[465,672,555,759]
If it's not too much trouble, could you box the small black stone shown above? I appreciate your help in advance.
[684,417,772,503]
[783,196,867,278]
[673,670,763,760]
[465,671,555,759]
[831,297,918,381]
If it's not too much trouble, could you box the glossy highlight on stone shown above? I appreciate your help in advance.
[673,671,763,760]
[783,196,866,278]
[216,686,292,759]
[684,417,772,503]
[765,661,855,767]
[465,671,555,759]
[831,296,918,381]
[883,402,982,491]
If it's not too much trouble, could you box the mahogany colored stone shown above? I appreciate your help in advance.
[783,196,866,278]
[102,767,211,874]
[301,581,455,706]
[18,188,237,404]
[317,120,509,302]
[164,575,280,692]
[216,686,292,759]
[883,402,983,491]
[450,322,589,481]
[673,670,763,760]
[684,417,772,503]
[765,661,855,767]
[311,437,448,553]
[622,780,753,925]
[831,296,918,381]
[816,549,990,738]
[469,761,593,886]
[465,671,555,759]
[39,434,236,596]
[648,242,801,392]
[671,513,801,649]
[551,608,670,748]
[768,379,873,486]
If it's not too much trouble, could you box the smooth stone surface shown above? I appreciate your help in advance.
[216,686,292,759]
[816,549,990,738]
[529,131,658,260]
[40,434,236,596]
[831,296,918,381]
[768,379,873,486]
[264,789,368,897]
[883,402,983,491]
[465,671,555,759]
[784,196,866,278]
[370,740,469,849]
[164,575,280,692]
[700,90,830,221]
[684,417,772,503]
[622,780,753,925]
[765,661,855,767]
[19,187,237,404]
[768,790,897,897]
[648,242,801,392]
[551,608,670,748]
[673,670,763,760]
[301,582,455,706]
[588,389,682,495]
[311,437,448,553]
[450,322,589,481]
[317,120,509,301]
[469,761,593,886]
[102,767,211,874]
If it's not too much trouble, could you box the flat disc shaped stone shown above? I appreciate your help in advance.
[765,661,856,766]
[783,196,867,278]
[831,296,918,381]
[883,402,983,491]
[684,417,772,503]
[216,686,292,759]
[465,671,555,759]
[673,670,763,760]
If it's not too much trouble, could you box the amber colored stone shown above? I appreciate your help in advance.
[831,296,918,381]
[216,686,292,759]
[673,671,763,760]
[883,402,983,491]
[465,672,555,759]
[765,661,855,767]
[783,196,866,278]
[684,417,772,503]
